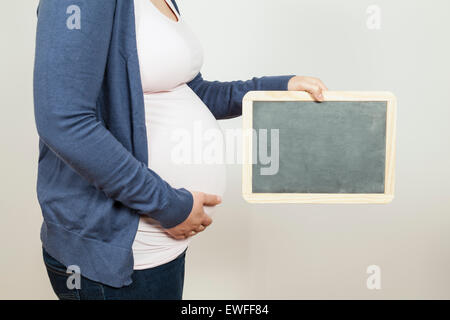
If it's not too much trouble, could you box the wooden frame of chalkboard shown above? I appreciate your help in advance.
[242,91,397,204]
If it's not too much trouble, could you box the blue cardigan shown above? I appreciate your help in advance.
[34,0,294,288]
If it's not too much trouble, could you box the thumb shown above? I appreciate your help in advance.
[203,193,222,207]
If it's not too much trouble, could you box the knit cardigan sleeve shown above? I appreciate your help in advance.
[187,73,295,119]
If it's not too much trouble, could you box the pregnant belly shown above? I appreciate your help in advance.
[144,84,226,216]
[133,85,225,268]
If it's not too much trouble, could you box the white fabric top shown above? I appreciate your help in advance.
[132,0,226,270]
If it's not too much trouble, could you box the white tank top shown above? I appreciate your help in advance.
[132,0,226,269]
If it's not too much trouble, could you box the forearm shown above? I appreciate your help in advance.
[187,72,295,119]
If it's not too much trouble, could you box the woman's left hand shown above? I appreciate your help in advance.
[287,76,328,101]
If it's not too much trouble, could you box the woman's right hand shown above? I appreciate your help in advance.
[164,191,221,240]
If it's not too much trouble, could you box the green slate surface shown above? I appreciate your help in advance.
[252,101,387,194]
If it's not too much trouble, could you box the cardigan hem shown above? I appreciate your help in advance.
[41,220,134,288]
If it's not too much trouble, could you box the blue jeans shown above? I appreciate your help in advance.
[42,247,186,300]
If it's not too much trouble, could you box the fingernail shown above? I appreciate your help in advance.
[217,196,222,202]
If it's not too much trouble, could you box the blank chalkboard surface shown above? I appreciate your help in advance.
[242,91,397,204]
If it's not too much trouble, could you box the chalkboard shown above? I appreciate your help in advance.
[242,91,397,204]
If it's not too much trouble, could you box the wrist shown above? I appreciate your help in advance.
[147,188,194,229]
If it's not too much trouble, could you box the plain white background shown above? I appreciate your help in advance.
[0,0,449,299]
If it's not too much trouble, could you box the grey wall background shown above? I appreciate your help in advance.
[0,0,449,299]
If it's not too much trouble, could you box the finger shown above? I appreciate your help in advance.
[165,228,187,240]
[202,215,213,227]
[172,234,186,240]
[185,230,197,238]
[315,87,324,101]
[314,79,328,91]
[195,225,206,232]
[303,83,323,101]
[203,193,222,206]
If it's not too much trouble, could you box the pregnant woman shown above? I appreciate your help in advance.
[34,0,327,300]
